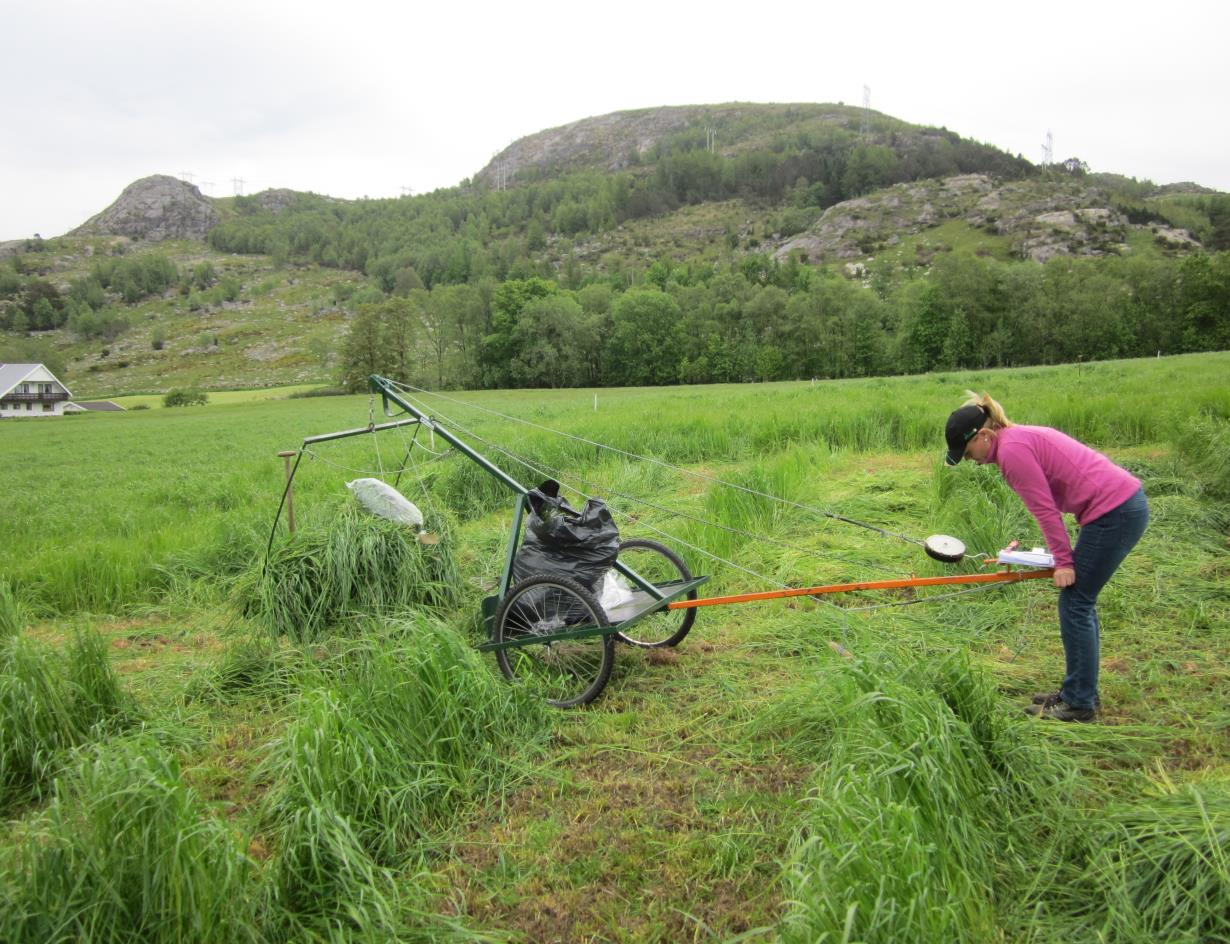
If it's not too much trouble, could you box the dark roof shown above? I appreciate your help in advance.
[72,400,126,412]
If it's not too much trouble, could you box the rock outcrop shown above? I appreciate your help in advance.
[773,174,1202,264]
[72,175,219,241]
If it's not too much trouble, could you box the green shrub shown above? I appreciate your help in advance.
[163,388,209,408]
[287,386,348,399]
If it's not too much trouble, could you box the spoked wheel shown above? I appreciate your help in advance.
[493,574,614,708]
[612,538,697,648]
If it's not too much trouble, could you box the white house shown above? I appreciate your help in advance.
[0,363,73,418]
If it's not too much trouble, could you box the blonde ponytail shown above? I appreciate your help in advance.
[963,391,1014,430]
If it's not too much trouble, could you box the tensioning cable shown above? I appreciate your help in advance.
[386,380,940,553]
[390,386,904,579]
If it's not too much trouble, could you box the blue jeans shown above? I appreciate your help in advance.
[1058,488,1149,710]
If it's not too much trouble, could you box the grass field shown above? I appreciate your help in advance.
[2,352,1228,941]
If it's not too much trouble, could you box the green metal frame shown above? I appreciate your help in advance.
[474,576,708,652]
[367,375,707,647]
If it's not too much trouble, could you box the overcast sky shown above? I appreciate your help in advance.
[3,0,1227,241]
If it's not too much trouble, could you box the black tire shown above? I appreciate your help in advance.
[493,574,614,708]
[612,539,697,648]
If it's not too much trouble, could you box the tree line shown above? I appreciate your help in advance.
[340,250,1230,391]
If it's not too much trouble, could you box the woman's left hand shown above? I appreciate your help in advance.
[1053,567,1076,588]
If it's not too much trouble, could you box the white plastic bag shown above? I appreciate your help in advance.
[345,478,424,530]
[598,570,635,612]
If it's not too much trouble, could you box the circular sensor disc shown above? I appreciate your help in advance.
[924,534,966,562]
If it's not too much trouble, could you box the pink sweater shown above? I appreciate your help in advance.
[986,426,1142,570]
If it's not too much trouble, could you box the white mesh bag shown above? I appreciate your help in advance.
[345,478,424,530]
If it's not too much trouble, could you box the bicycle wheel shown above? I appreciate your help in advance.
[493,574,614,708]
[611,539,697,648]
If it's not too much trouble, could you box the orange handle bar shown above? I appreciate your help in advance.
[668,568,1054,610]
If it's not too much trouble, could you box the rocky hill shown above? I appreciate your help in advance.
[475,102,931,185]
[72,175,219,241]
[774,173,1202,264]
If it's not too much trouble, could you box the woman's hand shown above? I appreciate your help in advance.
[1053,567,1076,588]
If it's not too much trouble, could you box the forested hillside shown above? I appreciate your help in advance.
[2,102,1229,396]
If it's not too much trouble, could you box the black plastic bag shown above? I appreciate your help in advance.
[511,480,620,593]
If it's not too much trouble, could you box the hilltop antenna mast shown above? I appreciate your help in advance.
[861,85,871,135]
[1042,130,1053,168]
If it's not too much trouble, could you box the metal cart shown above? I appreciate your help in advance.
[369,375,710,707]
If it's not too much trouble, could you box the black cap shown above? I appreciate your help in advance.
[944,405,988,466]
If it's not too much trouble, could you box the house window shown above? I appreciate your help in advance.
[43,403,53,412]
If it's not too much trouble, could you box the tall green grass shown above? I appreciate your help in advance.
[0,736,260,944]
[764,654,1079,943]
[1085,780,1230,943]
[1174,415,1230,502]
[262,615,548,939]
[0,578,24,637]
[929,455,1037,559]
[185,634,303,704]
[5,353,1228,618]
[242,505,461,642]
[0,629,136,810]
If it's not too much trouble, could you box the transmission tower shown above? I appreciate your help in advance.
[400,186,414,197]
[179,170,196,184]
[861,85,871,135]
[1042,131,1053,167]
[200,180,214,195]
[232,177,246,196]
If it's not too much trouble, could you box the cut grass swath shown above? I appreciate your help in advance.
[766,653,1081,943]
[0,736,260,944]
[262,615,548,939]
[243,504,461,643]
[0,629,137,811]
[1085,780,1230,943]
[0,579,23,638]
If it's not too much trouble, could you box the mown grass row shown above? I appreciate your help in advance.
[1,597,137,812]
[240,505,461,643]
[762,654,1230,943]
[1,613,551,942]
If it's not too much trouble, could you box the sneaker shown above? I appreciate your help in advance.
[1031,690,1100,707]
[1024,699,1097,722]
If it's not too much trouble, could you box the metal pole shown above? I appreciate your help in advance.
[277,450,297,534]
[369,375,529,495]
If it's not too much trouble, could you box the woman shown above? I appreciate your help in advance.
[944,392,1148,722]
